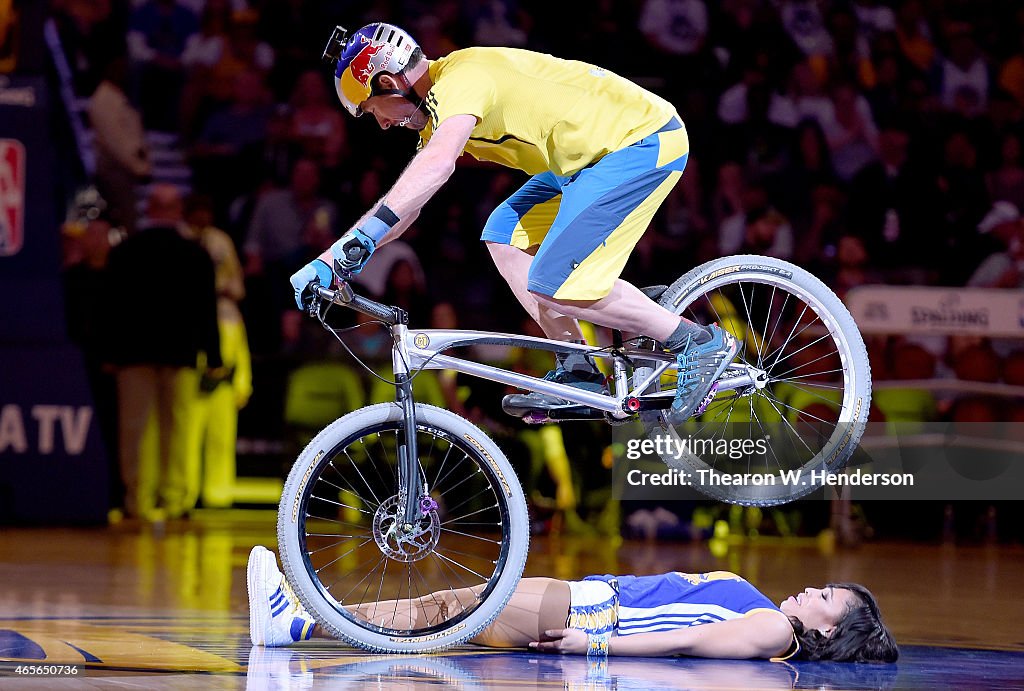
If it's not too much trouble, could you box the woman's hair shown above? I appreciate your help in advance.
[788,583,899,663]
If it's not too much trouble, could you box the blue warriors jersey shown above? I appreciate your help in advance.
[586,571,782,636]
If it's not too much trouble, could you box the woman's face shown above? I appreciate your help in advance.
[780,586,859,634]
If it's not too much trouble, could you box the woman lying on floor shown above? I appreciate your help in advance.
[246,546,898,663]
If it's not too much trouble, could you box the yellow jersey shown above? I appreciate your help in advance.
[419,47,677,177]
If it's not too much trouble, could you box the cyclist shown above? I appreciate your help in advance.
[248,545,898,662]
[290,22,738,422]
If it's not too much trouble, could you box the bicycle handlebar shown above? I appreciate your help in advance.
[310,281,407,326]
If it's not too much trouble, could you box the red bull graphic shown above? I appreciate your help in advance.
[350,36,385,86]
[0,139,25,257]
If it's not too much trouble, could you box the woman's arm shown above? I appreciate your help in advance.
[609,611,794,659]
[532,611,793,659]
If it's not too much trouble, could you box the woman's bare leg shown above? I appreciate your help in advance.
[470,577,571,647]
[334,578,570,647]
[346,590,455,630]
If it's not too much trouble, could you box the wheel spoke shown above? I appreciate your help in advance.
[757,392,818,458]
[442,504,500,525]
[759,285,777,369]
[439,484,493,518]
[738,281,759,366]
[764,307,819,369]
[763,394,838,427]
[770,347,841,381]
[776,369,845,383]
[309,494,373,514]
[307,537,361,555]
[703,290,756,368]
[315,537,377,574]
[433,550,491,582]
[767,331,836,374]
[763,292,791,364]
[341,450,383,508]
[440,528,502,544]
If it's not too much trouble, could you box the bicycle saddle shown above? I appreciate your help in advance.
[641,285,668,302]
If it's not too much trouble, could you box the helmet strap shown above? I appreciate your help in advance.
[372,72,427,112]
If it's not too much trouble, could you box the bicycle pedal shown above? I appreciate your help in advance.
[519,405,603,424]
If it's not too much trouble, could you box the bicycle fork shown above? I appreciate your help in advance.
[392,324,425,531]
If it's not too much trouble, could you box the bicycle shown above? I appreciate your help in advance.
[276,254,870,652]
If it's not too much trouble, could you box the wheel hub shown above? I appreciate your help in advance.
[746,364,770,390]
[372,495,440,562]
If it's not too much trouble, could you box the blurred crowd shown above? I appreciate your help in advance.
[51,0,1024,538]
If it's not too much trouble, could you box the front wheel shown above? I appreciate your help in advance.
[635,255,872,506]
[277,403,529,652]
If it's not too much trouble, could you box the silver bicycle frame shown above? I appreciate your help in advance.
[394,328,757,415]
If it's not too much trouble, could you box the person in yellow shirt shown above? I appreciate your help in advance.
[184,195,253,509]
[290,22,737,423]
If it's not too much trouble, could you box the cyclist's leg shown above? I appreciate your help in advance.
[535,279,683,341]
[487,243,581,341]
[525,120,693,342]
[525,123,739,419]
[483,173,584,341]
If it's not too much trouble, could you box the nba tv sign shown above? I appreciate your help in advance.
[0,138,25,257]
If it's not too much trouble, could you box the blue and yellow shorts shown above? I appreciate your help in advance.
[481,117,689,301]
[565,578,618,636]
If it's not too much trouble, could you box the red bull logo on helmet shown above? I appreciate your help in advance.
[0,139,25,257]
[350,36,386,87]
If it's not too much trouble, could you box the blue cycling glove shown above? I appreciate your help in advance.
[331,228,377,274]
[290,258,334,310]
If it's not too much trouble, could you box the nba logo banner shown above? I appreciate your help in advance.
[0,138,25,257]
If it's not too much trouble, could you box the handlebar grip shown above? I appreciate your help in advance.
[310,282,404,325]
[350,294,401,322]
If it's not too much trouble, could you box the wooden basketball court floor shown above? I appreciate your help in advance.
[1,512,1023,689]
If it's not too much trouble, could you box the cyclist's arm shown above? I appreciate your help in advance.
[379,113,476,230]
[607,611,793,659]
[343,114,476,246]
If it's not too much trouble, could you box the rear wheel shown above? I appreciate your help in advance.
[634,255,871,505]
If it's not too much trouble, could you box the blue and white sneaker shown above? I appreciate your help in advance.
[668,324,739,424]
[247,546,316,647]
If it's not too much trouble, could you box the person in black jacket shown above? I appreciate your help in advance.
[846,118,945,281]
[103,183,221,521]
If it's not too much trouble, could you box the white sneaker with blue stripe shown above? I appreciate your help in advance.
[247,545,316,647]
